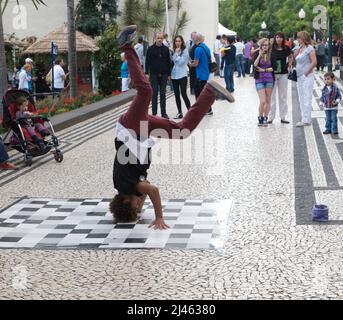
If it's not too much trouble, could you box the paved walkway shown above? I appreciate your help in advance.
[1,72,343,299]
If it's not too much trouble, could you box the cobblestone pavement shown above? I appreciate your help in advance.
[1,72,343,300]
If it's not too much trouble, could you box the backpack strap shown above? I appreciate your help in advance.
[198,44,211,63]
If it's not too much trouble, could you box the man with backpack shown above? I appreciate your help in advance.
[190,33,214,115]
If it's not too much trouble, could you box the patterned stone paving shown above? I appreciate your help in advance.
[2,74,343,299]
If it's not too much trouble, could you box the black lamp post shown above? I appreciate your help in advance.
[327,0,335,72]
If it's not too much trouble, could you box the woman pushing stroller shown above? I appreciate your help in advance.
[110,26,235,230]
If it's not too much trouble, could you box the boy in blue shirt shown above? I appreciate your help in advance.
[319,72,342,135]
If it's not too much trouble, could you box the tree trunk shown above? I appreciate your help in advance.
[0,10,8,111]
[67,0,77,98]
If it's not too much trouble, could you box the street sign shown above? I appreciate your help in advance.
[51,42,58,58]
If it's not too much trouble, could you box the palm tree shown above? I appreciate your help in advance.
[171,0,189,39]
[123,0,167,43]
[67,0,77,98]
[0,0,46,103]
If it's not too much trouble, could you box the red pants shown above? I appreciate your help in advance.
[118,45,215,139]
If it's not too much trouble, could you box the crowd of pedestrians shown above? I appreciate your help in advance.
[119,28,343,130]
[2,27,343,171]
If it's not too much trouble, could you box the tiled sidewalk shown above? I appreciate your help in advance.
[293,71,343,224]
[1,74,343,299]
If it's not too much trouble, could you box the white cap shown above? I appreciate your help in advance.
[25,58,33,64]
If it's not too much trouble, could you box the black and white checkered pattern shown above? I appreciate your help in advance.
[0,198,232,250]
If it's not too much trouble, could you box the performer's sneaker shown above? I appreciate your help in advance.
[117,25,137,48]
[207,80,235,103]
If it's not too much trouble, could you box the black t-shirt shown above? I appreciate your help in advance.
[113,138,151,196]
[221,45,236,67]
[271,46,291,75]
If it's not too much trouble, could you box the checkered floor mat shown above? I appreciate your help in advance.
[0,198,232,250]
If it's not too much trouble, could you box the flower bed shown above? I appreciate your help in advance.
[0,90,123,134]
[35,90,122,117]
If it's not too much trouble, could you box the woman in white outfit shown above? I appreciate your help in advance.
[269,32,293,124]
[294,31,317,127]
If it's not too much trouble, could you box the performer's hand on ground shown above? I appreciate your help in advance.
[149,218,170,230]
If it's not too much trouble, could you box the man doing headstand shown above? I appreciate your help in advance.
[110,26,235,230]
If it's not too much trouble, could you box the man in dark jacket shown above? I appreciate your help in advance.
[145,32,172,118]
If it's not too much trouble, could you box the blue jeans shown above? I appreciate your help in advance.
[224,64,235,93]
[0,138,9,164]
[235,54,245,77]
[325,109,338,133]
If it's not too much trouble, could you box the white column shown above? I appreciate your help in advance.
[165,0,170,36]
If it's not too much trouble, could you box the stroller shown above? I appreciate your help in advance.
[2,89,63,166]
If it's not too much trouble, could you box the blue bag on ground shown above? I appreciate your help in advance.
[312,204,329,222]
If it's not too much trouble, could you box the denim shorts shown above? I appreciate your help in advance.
[255,82,274,91]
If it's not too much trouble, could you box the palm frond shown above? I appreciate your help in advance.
[123,0,141,26]
[1,0,46,14]
[172,10,189,38]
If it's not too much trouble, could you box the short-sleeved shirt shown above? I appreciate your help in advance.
[53,65,66,89]
[214,40,222,55]
[113,138,151,196]
[194,43,211,81]
[315,43,326,56]
[271,46,291,75]
[18,70,31,90]
[296,45,315,77]
[244,42,253,59]
[255,59,274,84]
[234,42,245,55]
[121,61,129,78]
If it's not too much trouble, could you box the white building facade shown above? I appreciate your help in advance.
[3,0,219,52]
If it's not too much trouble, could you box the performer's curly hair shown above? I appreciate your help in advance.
[109,194,137,223]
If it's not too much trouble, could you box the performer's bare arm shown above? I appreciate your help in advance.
[136,181,170,230]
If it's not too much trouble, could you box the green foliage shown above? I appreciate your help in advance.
[219,0,343,40]
[94,24,121,95]
[123,0,189,40]
[76,0,118,37]
[122,0,141,26]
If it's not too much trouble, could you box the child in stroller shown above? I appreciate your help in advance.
[15,96,49,150]
[2,89,63,166]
